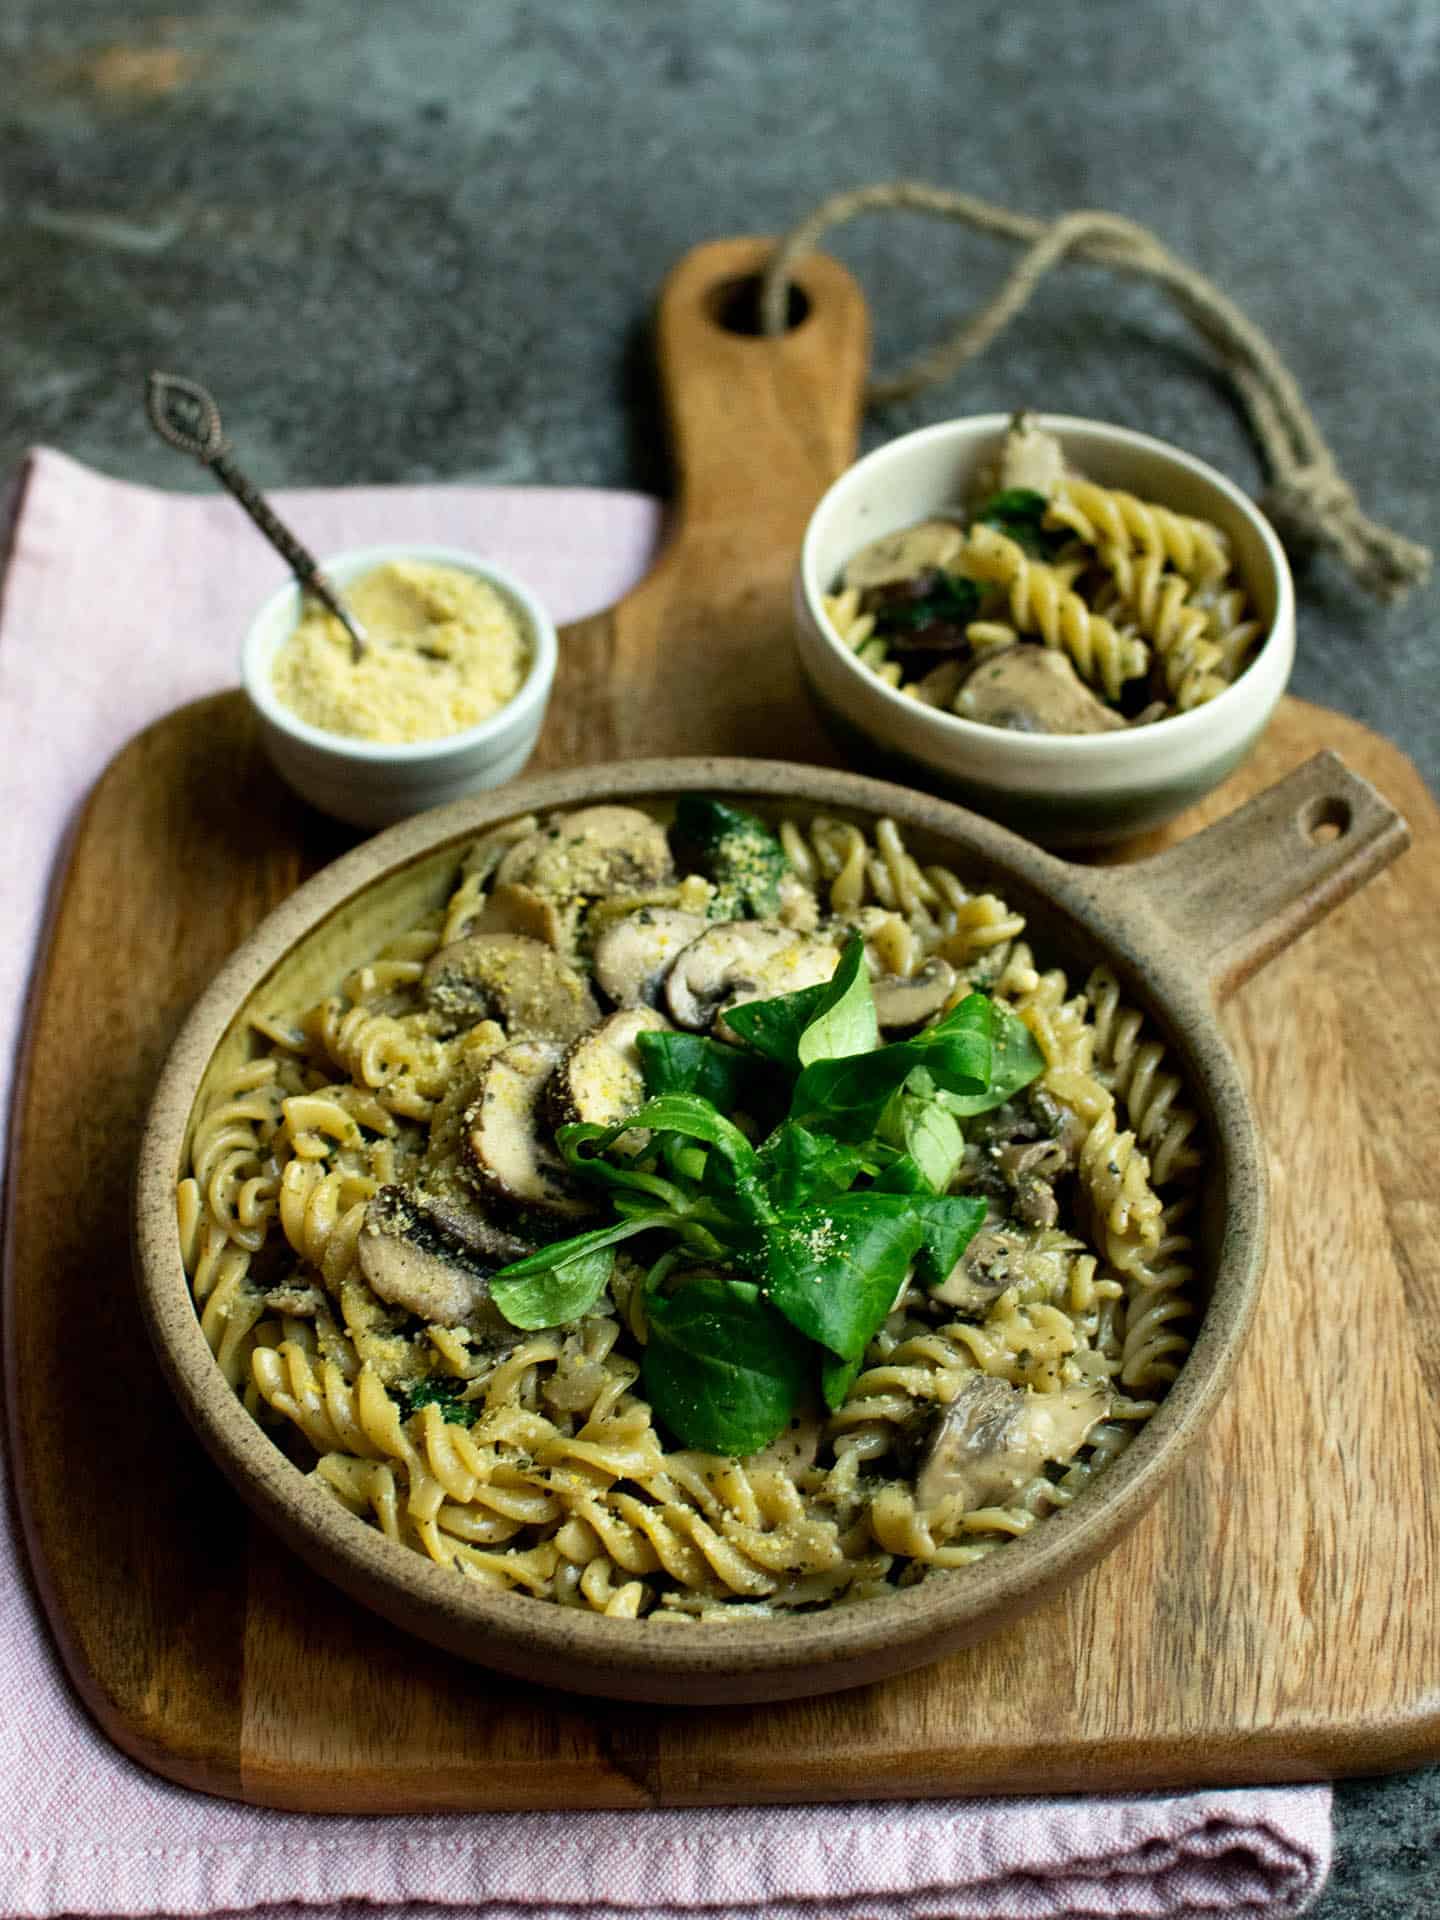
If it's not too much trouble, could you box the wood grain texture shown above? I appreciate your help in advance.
[7,237,1440,1808]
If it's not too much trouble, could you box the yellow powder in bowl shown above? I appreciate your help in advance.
[271,560,531,744]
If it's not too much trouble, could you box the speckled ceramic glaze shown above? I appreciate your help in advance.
[793,415,1296,847]
[133,753,1405,1703]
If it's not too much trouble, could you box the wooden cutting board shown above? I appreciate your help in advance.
[7,239,1440,1811]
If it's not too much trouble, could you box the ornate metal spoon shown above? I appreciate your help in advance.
[145,372,368,662]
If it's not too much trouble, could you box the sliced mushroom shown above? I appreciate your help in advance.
[906,659,969,709]
[1027,1085,1088,1162]
[496,805,675,902]
[358,1184,531,1332]
[929,1224,1030,1314]
[954,646,1128,735]
[842,518,965,590]
[664,922,840,1033]
[915,1374,1105,1512]
[546,1006,669,1138]
[870,956,957,1030]
[995,412,1066,497]
[776,870,820,934]
[422,933,599,1041]
[466,880,566,949]
[265,1281,327,1318]
[464,1039,591,1217]
[998,1138,1069,1229]
[592,908,709,1009]
[858,571,973,656]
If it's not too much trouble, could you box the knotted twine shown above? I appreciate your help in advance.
[760,181,1431,604]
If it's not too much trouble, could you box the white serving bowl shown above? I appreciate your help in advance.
[241,543,557,829]
[794,415,1296,846]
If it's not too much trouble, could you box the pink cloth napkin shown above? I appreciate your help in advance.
[0,449,1332,1919]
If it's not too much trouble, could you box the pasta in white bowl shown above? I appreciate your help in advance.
[794,413,1296,847]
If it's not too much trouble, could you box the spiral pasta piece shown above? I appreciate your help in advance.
[1114,549,1229,709]
[1046,478,1230,589]
[964,524,1150,701]
[1085,966,1203,1186]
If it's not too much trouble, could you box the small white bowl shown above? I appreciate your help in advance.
[241,543,557,830]
[794,414,1296,846]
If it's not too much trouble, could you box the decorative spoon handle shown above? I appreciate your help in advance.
[145,372,368,662]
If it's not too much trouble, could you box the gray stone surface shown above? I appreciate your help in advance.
[3,0,1437,1908]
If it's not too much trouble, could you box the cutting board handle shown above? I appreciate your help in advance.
[653,237,871,532]
[1106,750,1411,1001]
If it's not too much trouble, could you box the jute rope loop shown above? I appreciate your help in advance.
[761,181,1430,604]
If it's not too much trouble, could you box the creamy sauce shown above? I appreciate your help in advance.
[271,560,530,743]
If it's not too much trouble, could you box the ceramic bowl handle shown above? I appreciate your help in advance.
[1109,751,1411,1002]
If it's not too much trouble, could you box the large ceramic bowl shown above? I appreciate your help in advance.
[133,753,1404,1704]
[794,415,1296,847]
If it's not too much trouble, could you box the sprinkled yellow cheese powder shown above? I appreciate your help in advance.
[271,560,530,743]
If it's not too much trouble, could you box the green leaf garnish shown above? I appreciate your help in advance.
[899,1078,965,1192]
[870,571,981,633]
[725,937,876,1070]
[642,1275,809,1455]
[973,488,1067,559]
[940,1000,1045,1116]
[398,1377,479,1427]
[635,1029,760,1108]
[488,963,1045,1452]
[755,1121,868,1212]
[490,1244,615,1332]
[764,1194,924,1362]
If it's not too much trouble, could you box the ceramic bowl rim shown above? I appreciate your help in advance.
[240,542,558,766]
[134,757,1264,1690]
[797,411,1296,757]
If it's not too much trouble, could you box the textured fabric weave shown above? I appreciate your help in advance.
[0,450,1331,1919]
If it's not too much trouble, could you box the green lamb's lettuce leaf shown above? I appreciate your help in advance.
[898,1082,965,1193]
[641,1274,809,1454]
[820,1351,865,1413]
[796,938,878,1065]
[489,1245,615,1333]
[939,999,1045,1116]
[491,1215,666,1287]
[788,991,995,1141]
[973,487,1067,559]
[909,1194,988,1285]
[634,1029,760,1110]
[724,938,876,1072]
[764,1194,925,1362]
[754,1121,869,1213]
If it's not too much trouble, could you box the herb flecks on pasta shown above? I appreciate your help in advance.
[179,798,1204,1618]
[824,414,1261,731]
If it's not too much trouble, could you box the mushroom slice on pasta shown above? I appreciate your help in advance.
[915,1375,1106,1514]
[592,908,709,1010]
[358,1185,530,1334]
[421,933,599,1042]
[464,1040,592,1217]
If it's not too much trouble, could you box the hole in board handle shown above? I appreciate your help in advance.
[1299,794,1352,845]
[708,275,812,337]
